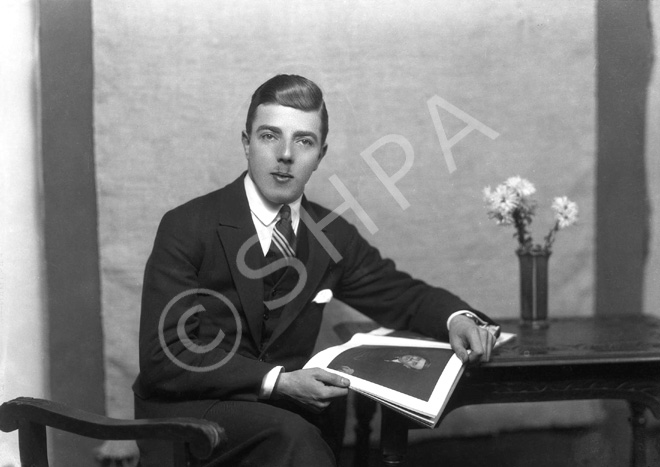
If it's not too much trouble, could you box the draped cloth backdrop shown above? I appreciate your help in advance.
[94,0,608,439]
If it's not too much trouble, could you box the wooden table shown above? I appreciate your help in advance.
[341,316,660,467]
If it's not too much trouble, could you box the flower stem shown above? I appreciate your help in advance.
[544,221,559,251]
[513,209,531,250]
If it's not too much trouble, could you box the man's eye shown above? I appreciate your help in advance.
[261,133,277,141]
[298,138,314,146]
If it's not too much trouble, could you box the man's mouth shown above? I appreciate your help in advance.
[272,172,293,181]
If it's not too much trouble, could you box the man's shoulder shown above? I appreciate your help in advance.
[167,187,224,215]
[160,176,245,226]
[303,199,358,236]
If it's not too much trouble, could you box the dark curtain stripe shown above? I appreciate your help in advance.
[596,0,654,316]
[40,0,106,466]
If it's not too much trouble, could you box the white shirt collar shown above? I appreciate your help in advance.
[244,173,301,229]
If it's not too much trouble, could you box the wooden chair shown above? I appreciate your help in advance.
[0,397,227,467]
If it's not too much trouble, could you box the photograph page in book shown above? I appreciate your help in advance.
[304,329,516,427]
[306,333,461,427]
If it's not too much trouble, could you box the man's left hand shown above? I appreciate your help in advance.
[448,314,495,364]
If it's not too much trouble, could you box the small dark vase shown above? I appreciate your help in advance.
[517,249,551,329]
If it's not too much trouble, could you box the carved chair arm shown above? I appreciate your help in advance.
[0,397,226,462]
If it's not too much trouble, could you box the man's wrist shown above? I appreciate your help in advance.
[258,366,284,399]
[447,310,501,338]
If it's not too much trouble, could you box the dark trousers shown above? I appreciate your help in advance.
[135,395,346,467]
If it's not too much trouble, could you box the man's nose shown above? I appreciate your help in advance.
[278,140,293,161]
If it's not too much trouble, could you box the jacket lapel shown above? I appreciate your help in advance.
[215,175,265,347]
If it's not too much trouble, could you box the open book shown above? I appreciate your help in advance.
[304,328,515,427]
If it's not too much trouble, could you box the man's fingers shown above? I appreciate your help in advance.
[274,369,350,413]
[319,386,349,400]
[450,317,498,364]
[472,328,496,363]
[450,337,467,363]
[449,315,487,364]
[460,324,482,364]
[309,399,330,411]
[313,368,351,388]
[484,330,494,362]
[313,369,350,401]
[467,334,484,363]
[478,327,495,362]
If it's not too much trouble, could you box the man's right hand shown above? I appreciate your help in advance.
[273,368,350,412]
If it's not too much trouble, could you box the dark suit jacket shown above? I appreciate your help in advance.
[133,174,492,403]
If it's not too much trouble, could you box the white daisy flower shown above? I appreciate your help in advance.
[483,184,518,225]
[504,176,536,197]
[484,178,577,251]
[551,196,578,229]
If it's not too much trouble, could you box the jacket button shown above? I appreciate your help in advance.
[263,312,269,321]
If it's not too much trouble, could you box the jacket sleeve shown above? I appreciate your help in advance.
[135,208,274,401]
[333,221,496,342]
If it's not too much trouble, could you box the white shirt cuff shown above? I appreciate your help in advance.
[447,310,500,337]
[258,366,284,399]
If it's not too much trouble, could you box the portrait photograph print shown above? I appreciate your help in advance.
[328,345,452,402]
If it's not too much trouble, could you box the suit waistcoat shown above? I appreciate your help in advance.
[260,220,310,349]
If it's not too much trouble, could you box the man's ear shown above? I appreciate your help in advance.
[315,143,328,170]
[241,131,250,158]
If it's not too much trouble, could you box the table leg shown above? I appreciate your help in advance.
[629,401,648,467]
[380,408,408,467]
[354,394,377,467]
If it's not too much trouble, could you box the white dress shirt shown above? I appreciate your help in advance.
[244,174,301,255]
[244,174,295,398]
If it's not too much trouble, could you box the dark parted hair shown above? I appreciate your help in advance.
[245,74,329,144]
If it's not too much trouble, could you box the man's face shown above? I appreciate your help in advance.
[242,104,327,205]
[399,355,428,370]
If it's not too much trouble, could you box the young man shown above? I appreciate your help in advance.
[134,74,499,467]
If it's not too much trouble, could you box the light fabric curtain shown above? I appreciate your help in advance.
[0,0,47,464]
[93,0,602,438]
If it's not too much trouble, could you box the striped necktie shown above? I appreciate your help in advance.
[269,205,296,259]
